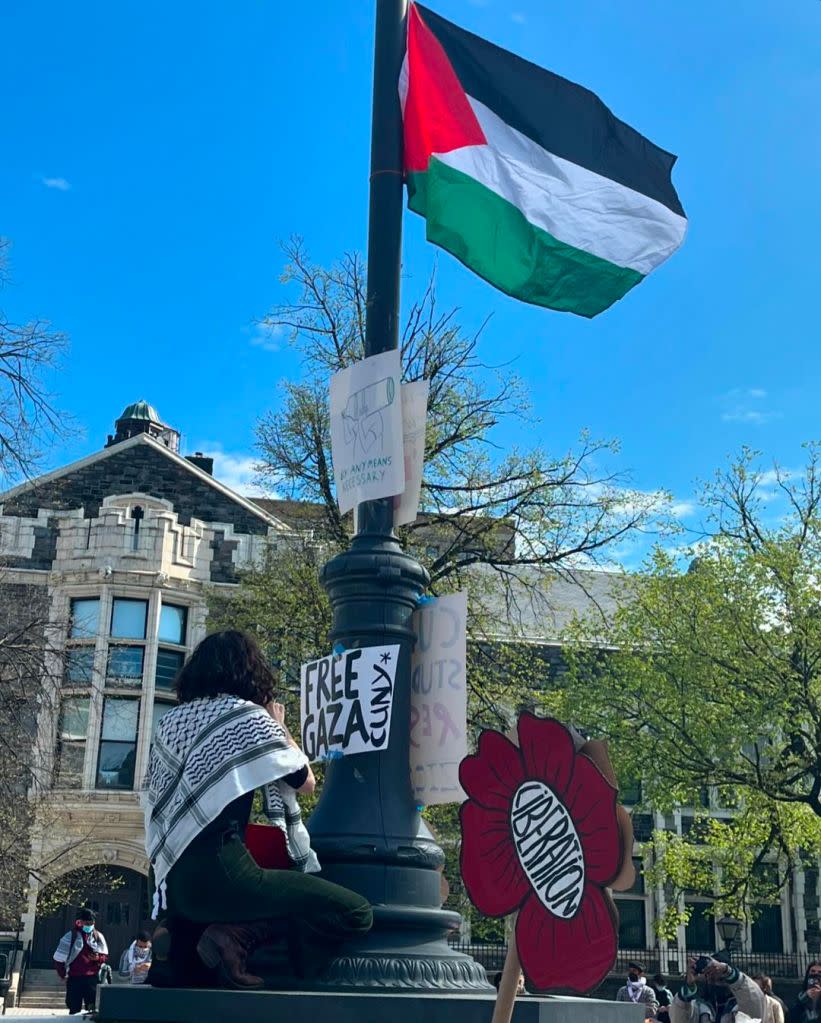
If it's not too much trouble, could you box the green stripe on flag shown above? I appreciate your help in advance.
[407,160,644,318]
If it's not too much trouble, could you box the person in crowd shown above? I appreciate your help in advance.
[788,962,821,1023]
[491,970,525,995]
[653,972,675,1022]
[616,961,660,1018]
[669,956,767,1023]
[752,975,785,1023]
[52,907,109,1015]
[143,630,373,989]
[119,930,152,985]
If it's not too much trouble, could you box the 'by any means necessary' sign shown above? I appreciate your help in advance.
[301,645,399,762]
[329,350,404,514]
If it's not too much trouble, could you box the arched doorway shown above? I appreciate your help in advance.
[31,866,150,968]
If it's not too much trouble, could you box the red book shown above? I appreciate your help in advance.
[244,823,291,870]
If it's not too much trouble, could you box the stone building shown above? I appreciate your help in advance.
[0,401,292,982]
[0,401,813,1004]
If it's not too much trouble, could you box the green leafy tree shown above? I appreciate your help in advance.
[209,240,659,933]
[556,445,821,932]
[211,239,657,727]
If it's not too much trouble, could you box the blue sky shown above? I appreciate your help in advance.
[3,0,820,562]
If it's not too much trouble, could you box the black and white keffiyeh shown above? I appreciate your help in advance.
[143,695,319,909]
[54,928,108,968]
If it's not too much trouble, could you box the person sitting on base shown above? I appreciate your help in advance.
[53,907,109,1015]
[143,630,373,989]
[616,961,660,1018]
[670,955,767,1023]
[119,930,152,985]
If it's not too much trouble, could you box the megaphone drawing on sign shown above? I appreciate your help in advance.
[342,376,396,458]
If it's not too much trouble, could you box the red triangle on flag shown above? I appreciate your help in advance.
[402,3,486,174]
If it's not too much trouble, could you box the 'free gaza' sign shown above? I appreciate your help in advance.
[300,645,399,762]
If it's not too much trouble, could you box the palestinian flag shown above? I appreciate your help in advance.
[400,4,687,317]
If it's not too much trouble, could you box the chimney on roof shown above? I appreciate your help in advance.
[186,452,214,476]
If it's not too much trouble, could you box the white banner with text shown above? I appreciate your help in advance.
[410,591,468,804]
[301,644,399,762]
[330,350,404,514]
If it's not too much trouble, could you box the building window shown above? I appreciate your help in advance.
[155,650,184,692]
[96,698,139,790]
[106,598,148,692]
[751,905,784,954]
[106,645,145,686]
[55,592,190,792]
[615,857,647,949]
[159,604,186,645]
[70,598,100,639]
[111,599,147,639]
[685,902,714,952]
[56,697,90,788]
[65,648,95,685]
[620,776,642,806]
[65,598,100,692]
[155,602,187,694]
[617,899,647,949]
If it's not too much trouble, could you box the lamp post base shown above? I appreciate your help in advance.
[307,532,489,991]
[311,905,491,991]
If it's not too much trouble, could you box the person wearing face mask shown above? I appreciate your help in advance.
[788,962,821,1023]
[616,961,660,1018]
[52,906,109,1015]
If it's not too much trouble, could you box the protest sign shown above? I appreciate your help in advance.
[301,644,400,762]
[458,714,632,996]
[394,379,429,527]
[410,591,467,804]
[330,350,404,514]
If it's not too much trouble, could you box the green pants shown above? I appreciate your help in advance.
[167,831,373,947]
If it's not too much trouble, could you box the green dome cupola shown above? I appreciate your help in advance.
[106,400,179,451]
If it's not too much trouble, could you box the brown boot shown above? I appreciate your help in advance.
[196,922,280,990]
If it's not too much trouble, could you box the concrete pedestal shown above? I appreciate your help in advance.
[98,986,646,1023]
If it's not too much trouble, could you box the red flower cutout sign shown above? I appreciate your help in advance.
[459,714,630,993]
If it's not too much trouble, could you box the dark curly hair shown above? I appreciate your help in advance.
[175,629,276,706]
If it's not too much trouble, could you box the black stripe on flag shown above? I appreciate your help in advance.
[415,4,685,218]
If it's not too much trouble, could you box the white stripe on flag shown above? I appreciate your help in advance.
[434,97,687,275]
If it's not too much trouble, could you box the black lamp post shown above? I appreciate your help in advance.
[716,915,742,953]
[305,0,488,992]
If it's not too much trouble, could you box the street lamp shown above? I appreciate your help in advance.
[303,0,489,993]
[717,915,742,952]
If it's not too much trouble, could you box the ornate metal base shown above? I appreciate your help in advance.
[252,904,492,992]
[318,951,491,990]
